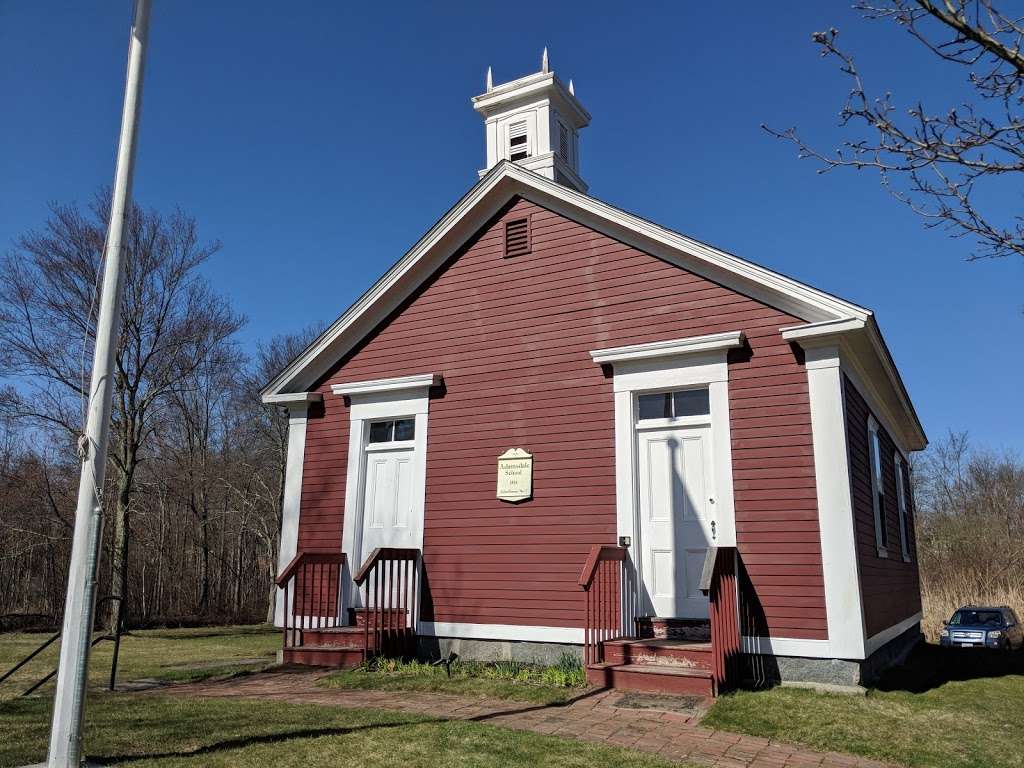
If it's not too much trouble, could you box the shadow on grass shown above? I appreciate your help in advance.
[139,627,276,641]
[873,641,1024,694]
[88,717,435,764]
[467,685,609,724]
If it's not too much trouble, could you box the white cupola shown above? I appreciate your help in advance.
[471,49,591,192]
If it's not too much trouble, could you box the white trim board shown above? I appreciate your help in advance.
[865,612,922,656]
[741,636,839,659]
[590,331,745,365]
[801,345,868,659]
[331,373,441,397]
[261,161,910,403]
[597,334,739,622]
[420,622,584,645]
[273,400,314,627]
[782,318,925,452]
[339,381,433,616]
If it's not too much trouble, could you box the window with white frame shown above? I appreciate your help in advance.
[894,454,912,561]
[558,122,569,161]
[867,416,888,556]
[508,121,529,162]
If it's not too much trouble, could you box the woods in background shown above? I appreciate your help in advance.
[0,194,321,629]
[914,432,1024,637]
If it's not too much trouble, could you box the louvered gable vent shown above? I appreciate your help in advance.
[504,217,531,257]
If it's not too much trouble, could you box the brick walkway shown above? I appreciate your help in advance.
[159,670,892,768]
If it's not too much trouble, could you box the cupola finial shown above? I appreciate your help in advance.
[486,66,493,92]
[568,78,575,95]
[541,47,549,73]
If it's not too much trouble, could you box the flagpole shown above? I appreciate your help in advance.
[46,1,151,765]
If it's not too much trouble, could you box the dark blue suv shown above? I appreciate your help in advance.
[940,606,1024,650]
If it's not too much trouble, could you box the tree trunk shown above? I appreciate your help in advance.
[107,472,132,634]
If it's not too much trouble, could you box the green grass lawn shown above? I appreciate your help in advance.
[0,693,681,768]
[320,655,589,705]
[0,625,279,700]
[703,643,1024,768]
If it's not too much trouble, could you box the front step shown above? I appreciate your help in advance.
[302,626,377,650]
[602,637,712,671]
[635,617,711,642]
[586,662,715,697]
[283,645,366,667]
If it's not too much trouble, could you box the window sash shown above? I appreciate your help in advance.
[868,418,888,556]
[895,456,911,560]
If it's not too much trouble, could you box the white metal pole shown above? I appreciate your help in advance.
[46,1,151,765]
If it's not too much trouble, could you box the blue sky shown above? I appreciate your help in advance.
[1,2,1021,452]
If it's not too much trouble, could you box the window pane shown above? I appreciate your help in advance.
[638,393,671,420]
[368,421,393,443]
[394,418,415,441]
[673,388,710,417]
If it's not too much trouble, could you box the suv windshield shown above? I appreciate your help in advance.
[950,610,1004,627]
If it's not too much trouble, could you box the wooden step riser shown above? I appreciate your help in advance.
[586,665,714,697]
[349,608,409,628]
[284,647,366,668]
[301,629,416,651]
[602,645,712,671]
[634,618,711,642]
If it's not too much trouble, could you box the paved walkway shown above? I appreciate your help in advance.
[159,670,892,768]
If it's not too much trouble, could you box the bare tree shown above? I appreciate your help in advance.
[0,193,244,632]
[766,0,1024,261]
[242,326,324,622]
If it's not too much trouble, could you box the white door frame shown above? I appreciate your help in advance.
[333,373,440,618]
[590,332,742,623]
[635,418,715,617]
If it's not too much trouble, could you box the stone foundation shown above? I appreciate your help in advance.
[417,620,923,688]
[417,635,583,666]
[743,621,923,688]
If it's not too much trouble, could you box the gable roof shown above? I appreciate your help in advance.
[263,161,926,450]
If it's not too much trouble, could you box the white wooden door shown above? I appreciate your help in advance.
[360,445,416,563]
[637,424,714,618]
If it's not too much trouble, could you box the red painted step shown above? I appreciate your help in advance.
[586,662,714,697]
[349,607,408,628]
[602,638,712,671]
[301,626,376,650]
[283,645,366,668]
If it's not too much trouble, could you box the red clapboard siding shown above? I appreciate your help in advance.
[844,375,921,638]
[297,197,827,639]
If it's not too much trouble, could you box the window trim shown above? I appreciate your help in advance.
[894,452,912,562]
[635,387,711,425]
[867,415,888,558]
[336,373,438,620]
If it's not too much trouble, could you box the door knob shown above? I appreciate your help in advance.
[711,520,717,539]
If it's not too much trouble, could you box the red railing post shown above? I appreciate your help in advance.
[578,545,627,668]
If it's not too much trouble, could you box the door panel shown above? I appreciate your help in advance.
[637,424,713,618]
[361,447,415,560]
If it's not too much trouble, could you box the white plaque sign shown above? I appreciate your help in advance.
[496,448,533,502]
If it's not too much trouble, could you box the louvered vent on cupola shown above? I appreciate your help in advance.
[504,217,531,257]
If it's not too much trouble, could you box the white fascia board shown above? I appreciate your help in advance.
[590,331,745,365]
[864,612,922,656]
[262,162,872,399]
[420,621,584,645]
[780,317,867,343]
[331,373,441,398]
[260,163,512,398]
[504,164,871,324]
[782,317,926,452]
[261,391,323,407]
